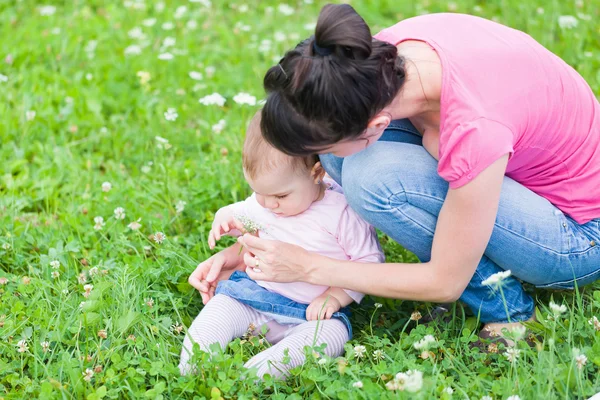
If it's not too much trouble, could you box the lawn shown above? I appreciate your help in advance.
[1,0,599,399]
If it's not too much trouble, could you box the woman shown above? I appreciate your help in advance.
[192,4,600,343]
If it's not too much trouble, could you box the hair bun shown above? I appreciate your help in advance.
[314,3,372,60]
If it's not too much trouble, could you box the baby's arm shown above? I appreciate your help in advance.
[306,287,353,321]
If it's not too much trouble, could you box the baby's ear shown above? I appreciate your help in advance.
[311,161,326,184]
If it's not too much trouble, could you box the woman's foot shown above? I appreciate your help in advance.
[472,315,537,351]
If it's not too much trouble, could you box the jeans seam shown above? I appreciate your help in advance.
[385,192,436,237]
[492,223,566,255]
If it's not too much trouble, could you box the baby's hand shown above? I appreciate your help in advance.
[208,206,241,249]
[306,292,342,321]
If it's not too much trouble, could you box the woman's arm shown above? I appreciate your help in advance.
[241,155,509,303]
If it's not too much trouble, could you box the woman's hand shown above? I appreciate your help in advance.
[238,234,315,283]
[188,245,244,304]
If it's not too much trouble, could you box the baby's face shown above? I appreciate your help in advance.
[245,165,320,217]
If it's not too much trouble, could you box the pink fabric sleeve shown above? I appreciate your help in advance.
[438,118,514,188]
[336,206,386,303]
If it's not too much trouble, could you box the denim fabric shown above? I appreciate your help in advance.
[215,271,354,338]
[320,118,600,323]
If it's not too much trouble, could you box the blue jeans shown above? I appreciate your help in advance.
[320,119,600,323]
[216,271,354,338]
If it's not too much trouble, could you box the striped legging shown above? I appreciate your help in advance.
[179,294,349,379]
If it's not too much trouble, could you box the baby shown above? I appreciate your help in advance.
[179,111,384,378]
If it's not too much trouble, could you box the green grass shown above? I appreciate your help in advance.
[1,0,599,398]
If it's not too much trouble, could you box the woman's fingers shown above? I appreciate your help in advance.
[239,233,269,251]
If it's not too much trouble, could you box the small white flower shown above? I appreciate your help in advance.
[536,7,544,14]
[79,301,86,309]
[504,348,521,362]
[212,119,226,133]
[274,31,286,42]
[0,73,8,82]
[481,270,512,287]
[588,316,600,331]
[199,93,226,107]
[128,27,145,40]
[352,381,363,388]
[164,108,178,121]
[205,66,216,77]
[258,39,272,54]
[549,301,567,316]
[443,387,454,395]
[506,396,521,400]
[51,271,60,279]
[39,5,57,16]
[101,181,112,192]
[142,18,156,26]
[175,200,186,214]
[558,15,578,29]
[277,4,294,16]
[162,37,176,48]
[162,22,174,30]
[2,243,11,250]
[26,110,36,121]
[189,71,203,80]
[154,1,165,12]
[93,216,105,231]
[186,20,198,30]
[113,207,126,220]
[62,289,69,295]
[41,341,50,352]
[413,334,436,350]
[575,353,587,370]
[394,370,423,393]
[145,297,155,307]
[317,357,327,365]
[153,232,166,244]
[141,165,151,174]
[83,284,94,298]
[128,219,142,231]
[158,52,174,60]
[353,345,366,359]
[174,5,188,18]
[374,303,383,308]
[372,349,385,361]
[233,92,257,106]
[83,368,94,382]
[304,22,317,31]
[17,339,28,353]
[190,0,211,6]
[124,45,142,56]
[510,325,527,341]
[85,73,93,81]
[480,396,493,400]
[89,267,99,276]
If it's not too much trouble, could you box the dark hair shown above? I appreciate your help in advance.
[261,3,406,156]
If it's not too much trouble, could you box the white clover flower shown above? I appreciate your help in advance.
[374,303,383,308]
[101,181,112,192]
[199,93,226,107]
[481,270,512,287]
[175,200,186,214]
[41,341,50,352]
[274,31,286,42]
[352,381,363,388]
[0,73,8,82]
[304,22,317,31]
[162,22,174,30]
[510,325,527,341]
[82,368,94,382]
[317,357,327,365]
[233,92,257,106]
[588,316,600,331]
[128,219,142,231]
[393,369,423,393]
[277,4,294,16]
[17,339,28,353]
[51,271,60,279]
[413,334,436,350]
[153,232,166,244]
[128,27,145,40]
[186,20,198,30]
[114,207,126,220]
[506,396,521,400]
[89,267,99,276]
[549,301,567,316]
[443,387,454,395]
[62,289,69,295]
[258,39,272,54]
[79,301,86,309]
[145,297,155,307]
[26,110,36,121]
[164,108,178,121]
[124,45,142,56]
[353,345,366,359]
[85,73,93,81]
[39,5,57,16]
[212,119,226,133]
[481,396,493,400]
[205,66,216,77]
[136,71,151,85]
[155,136,172,150]
[83,284,94,298]
[558,15,578,29]
[575,353,587,370]
[162,37,176,48]
[372,349,385,361]
[93,216,105,231]
[142,18,156,26]
[503,348,521,362]
[2,243,11,250]
[189,71,203,80]
[174,5,187,18]
[158,52,174,60]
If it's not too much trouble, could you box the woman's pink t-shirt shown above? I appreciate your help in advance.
[375,13,600,224]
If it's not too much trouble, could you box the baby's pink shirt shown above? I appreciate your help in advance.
[229,179,385,304]
[376,13,600,224]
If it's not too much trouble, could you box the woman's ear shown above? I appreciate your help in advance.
[311,161,327,184]
[366,112,392,132]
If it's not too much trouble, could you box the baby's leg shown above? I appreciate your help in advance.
[179,294,268,375]
[244,319,349,379]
